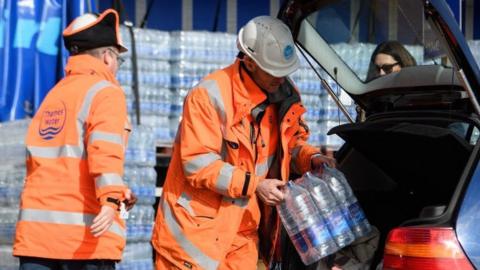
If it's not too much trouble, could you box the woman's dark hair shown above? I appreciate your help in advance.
[366,41,417,81]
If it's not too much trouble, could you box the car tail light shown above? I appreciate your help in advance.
[383,227,474,270]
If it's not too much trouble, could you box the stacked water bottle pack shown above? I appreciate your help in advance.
[118,27,173,143]
[170,31,237,63]
[117,125,157,270]
[0,119,29,270]
[277,168,371,265]
[291,52,356,148]
[319,80,356,147]
[330,43,376,81]
[117,25,362,148]
[169,31,237,139]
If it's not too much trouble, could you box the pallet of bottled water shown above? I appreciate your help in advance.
[277,169,371,265]
[0,119,29,269]
[116,25,357,150]
[170,31,237,63]
[291,55,357,148]
[118,27,174,144]
[117,125,157,270]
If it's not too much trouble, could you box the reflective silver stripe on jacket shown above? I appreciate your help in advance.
[95,173,125,189]
[183,152,221,176]
[215,163,235,196]
[18,208,125,238]
[89,131,124,146]
[77,81,114,130]
[27,145,84,159]
[27,80,114,159]
[177,192,195,216]
[161,199,219,269]
[255,154,276,177]
[198,80,226,126]
[77,80,115,154]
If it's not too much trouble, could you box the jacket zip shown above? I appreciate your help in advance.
[250,121,259,164]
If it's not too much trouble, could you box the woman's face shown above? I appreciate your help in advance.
[374,53,402,76]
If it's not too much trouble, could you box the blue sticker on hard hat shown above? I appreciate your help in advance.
[284,45,294,60]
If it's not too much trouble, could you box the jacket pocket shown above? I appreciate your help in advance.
[222,129,240,164]
[176,188,221,225]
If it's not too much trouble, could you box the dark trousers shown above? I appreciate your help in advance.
[19,256,116,270]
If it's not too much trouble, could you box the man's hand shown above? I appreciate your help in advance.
[311,153,337,174]
[90,205,116,237]
[123,189,137,211]
[256,179,285,206]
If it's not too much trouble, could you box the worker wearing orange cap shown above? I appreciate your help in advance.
[13,9,136,270]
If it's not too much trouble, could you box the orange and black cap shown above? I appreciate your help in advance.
[63,9,128,54]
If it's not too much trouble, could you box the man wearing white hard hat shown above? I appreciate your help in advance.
[13,9,136,270]
[151,16,335,269]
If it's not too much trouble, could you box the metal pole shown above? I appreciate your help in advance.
[135,0,147,27]
[182,0,193,30]
[227,0,237,33]
[320,79,354,123]
[465,0,474,40]
[295,45,354,123]
[458,69,480,116]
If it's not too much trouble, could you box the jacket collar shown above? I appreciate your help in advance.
[65,54,120,86]
[230,59,268,124]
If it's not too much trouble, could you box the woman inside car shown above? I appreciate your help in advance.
[366,40,417,81]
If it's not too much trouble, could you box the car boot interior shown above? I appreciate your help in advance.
[331,117,475,266]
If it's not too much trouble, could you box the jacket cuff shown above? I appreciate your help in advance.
[99,196,122,210]
[239,170,258,197]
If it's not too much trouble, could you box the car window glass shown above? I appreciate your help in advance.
[457,160,480,269]
[306,0,451,82]
[471,126,480,144]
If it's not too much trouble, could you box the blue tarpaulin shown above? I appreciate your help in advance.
[0,0,96,121]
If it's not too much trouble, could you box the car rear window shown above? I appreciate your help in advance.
[306,0,451,82]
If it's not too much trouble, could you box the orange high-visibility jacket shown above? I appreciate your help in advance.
[152,59,319,269]
[13,54,130,260]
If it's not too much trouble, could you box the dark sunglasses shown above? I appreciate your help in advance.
[375,62,400,74]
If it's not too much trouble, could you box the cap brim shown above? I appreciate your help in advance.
[118,44,128,53]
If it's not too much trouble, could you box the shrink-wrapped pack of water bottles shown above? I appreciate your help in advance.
[277,167,371,265]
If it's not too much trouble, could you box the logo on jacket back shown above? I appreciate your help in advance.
[39,101,66,140]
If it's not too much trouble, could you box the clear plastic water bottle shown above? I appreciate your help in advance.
[322,166,371,238]
[298,172,355,248]
[277,181,337,265]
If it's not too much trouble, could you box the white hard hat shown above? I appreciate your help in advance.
[237,16,299,78]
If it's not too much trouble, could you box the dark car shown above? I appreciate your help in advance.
[278,0,480,269]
